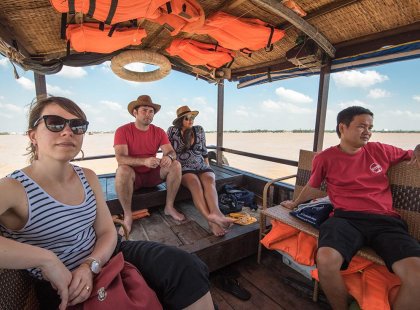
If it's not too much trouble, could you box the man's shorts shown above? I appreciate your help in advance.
[134,167,163,190]
[318,210,420,272]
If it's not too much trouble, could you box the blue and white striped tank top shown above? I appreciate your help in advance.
[0,165,97,279]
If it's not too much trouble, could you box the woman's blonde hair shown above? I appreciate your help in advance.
[26,96,87,163]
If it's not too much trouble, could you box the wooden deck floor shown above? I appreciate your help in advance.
[210,251,331,310]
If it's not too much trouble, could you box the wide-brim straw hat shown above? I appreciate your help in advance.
[173,105,199,125]
[127,95,161,116]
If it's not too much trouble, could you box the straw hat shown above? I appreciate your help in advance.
[127,95,161,116]
[173,106,199,125]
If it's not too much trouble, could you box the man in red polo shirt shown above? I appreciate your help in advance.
[114,95,184,234]
[281,106,420,310]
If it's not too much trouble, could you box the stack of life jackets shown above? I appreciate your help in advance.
[166,39,234,69]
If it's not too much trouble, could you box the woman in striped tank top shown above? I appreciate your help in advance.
[0,97,214,310]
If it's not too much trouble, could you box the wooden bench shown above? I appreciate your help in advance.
[258,149,420,300]
[102,163,244,215]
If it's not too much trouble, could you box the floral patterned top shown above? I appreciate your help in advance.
[167,125,212,173]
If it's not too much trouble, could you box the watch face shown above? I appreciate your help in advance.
[91,260,101,274]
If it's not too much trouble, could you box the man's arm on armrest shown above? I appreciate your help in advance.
[280,184,321,210]
[114,144,147,167]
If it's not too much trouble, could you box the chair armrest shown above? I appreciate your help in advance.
[262,174,297,210]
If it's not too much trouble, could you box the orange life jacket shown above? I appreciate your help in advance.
[260,220,318,266]
[166,39,234,69]
[50,0,167,24]
[148,0,205,35]
[312,257,401,310]
[66,23,146,53]
[193,11,285,51]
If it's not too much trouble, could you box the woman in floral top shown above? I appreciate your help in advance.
[167,106,234,236]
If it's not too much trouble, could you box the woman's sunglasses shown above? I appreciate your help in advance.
[184,115,195,121]
[33,115,89,135]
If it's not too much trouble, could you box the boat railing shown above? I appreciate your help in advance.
[71,145,298,167]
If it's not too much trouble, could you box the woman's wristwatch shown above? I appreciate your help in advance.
[167,154,175,161]
[82,257,101,274]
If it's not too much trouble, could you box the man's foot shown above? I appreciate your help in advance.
[118,216,132,238]
[208,213,235,229]
[209,222,227,236]
[164,206,185,221]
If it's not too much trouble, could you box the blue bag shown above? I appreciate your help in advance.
[290,197,333,229]
[219,184,257,211]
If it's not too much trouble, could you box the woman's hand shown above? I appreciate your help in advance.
[40,256,72,310]
[68,263,94,306]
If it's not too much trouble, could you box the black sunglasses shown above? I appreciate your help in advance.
[184,115,195,121]
[33,115,89,135]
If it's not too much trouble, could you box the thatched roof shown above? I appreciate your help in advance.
[0,0,419,84]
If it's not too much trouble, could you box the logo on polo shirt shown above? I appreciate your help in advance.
[370,163,383,173]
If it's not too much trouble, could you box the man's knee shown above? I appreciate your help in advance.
[393,257,420,287]
[116,165,135,182]
[165,160,181,178]
[316,247,344,273]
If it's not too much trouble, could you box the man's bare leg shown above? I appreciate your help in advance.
[317,247,349,310]
[161,160,184,221]
[115,165,135,235]
[391,257,420,309]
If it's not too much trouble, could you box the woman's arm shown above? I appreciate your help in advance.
[67,168,117,306]
[83,168,117,265]
[0,177,72,309]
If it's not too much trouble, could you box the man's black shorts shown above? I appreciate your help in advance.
[318,210,420,272]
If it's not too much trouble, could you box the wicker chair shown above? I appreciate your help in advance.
[0,221,129,309]
[258,149,420,300]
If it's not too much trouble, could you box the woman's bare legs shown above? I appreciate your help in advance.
[182,173,233,236]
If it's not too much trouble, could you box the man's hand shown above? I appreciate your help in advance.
[280,200,298,210]
[68,264,94,306]
[40,256,72,310]
[409,144,420,168]
[143,157,160,169]
[160,155,172,168]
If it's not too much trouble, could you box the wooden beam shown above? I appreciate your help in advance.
[313,58,331,152]
[34,72,47,100]
[216,82,224,165]
[249,0,335,57]
[278,0,360,31]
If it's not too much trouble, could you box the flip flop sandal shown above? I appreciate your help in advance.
[228,212,257,225]
[219,276,251,301]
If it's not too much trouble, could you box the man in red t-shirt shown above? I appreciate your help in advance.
[281,106,420,310]
[114,95,184,234]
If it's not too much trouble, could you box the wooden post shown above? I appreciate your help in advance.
[216,81,224,165]
[313,58,331,152]
[34,72,47,100]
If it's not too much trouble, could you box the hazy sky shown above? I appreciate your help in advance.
[0,55,419,133]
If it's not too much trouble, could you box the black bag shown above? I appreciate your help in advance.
[218,184,257,215]
[218,192,242,215]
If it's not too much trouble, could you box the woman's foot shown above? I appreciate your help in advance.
[209,222,227,236]
[208,213,235,229]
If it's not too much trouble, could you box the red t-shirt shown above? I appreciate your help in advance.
[308,142,413,217]
[114,123,170,174]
